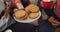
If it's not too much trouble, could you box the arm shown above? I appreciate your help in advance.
[12,0,24,9]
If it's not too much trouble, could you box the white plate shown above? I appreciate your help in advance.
[13,11,41,23]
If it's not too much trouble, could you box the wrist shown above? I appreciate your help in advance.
[16,3,24,9]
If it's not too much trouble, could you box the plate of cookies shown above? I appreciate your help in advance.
[13,4,41,23]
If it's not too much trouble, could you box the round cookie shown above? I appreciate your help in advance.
[25,4,39,13]
[30,5,39,13]
[25,6,30,13]
[21,13,28,20]
[29,13,39,19]
[29,4,39,13]
[14,10,26,18]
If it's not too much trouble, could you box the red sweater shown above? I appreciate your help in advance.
[42,1,52,8]
[54,0,60,18]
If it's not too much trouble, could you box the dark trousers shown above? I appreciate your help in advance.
[38,20,55,32]
[8,22,35,32]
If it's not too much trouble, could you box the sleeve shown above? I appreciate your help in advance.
[12,0,21,4]
[12,0,24,9]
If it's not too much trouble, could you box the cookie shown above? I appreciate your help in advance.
[14,10,26,18]
[29,13,39,19]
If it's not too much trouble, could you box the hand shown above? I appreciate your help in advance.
[48,16,60,27]
[52,20,60,27]
[14,9,18,12]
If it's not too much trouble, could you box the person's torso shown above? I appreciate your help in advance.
[42,0,53,8]
[54,0,60,18]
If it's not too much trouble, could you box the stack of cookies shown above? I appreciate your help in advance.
[14,4,40,20]
[25,4,39,19]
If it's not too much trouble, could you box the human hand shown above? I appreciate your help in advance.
[51,20,60,27]
[48,16,60,27]
[14,9,18,12]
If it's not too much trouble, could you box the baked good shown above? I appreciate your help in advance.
[21,13,28,20]
[25,4,39,13]
[14,10,28,20]
[25,6,31,13]
[14,10,26,18]
[29,13,39,19]
[29,4,39,13]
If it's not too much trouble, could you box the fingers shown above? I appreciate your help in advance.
[51,20,60,27]
[48,16,60,27]
[52,20,60,24]
[14,9,18,12]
